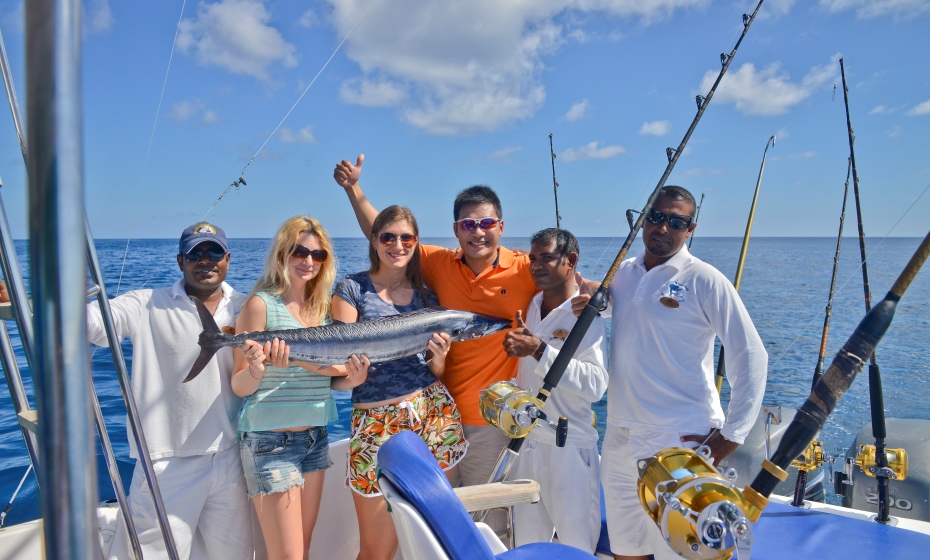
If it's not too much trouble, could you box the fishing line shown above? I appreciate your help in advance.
[199,0,377,221]
[0,463,33,527]
[767,179,930,371]
[113,0,189,297]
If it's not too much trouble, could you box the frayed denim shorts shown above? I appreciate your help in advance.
[239,426,333,498]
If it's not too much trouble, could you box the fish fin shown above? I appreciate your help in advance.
[183,297,224,383]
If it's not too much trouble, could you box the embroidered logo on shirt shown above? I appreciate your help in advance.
[658,281,688,308]
[552,328,568,339]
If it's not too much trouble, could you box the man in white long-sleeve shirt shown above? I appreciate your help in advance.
[574,186,768,560]
[504,228,608,552]
[88,222,253,560]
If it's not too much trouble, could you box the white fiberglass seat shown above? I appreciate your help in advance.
[377,431,597,560]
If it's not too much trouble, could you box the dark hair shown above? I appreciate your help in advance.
[367,205,430,306]
[530,228,580,260]
[453,185,503,221]
[657,185,697,217]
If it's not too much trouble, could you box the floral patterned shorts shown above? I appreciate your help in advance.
[347,381,468,496]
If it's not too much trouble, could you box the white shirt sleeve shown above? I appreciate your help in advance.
[86,291,145,347]
[532,315,609,403]
[700,274,768,444]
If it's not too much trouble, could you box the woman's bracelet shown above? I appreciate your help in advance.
[248,365,264,381]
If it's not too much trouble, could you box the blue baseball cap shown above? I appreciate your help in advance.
[179,222,228,255]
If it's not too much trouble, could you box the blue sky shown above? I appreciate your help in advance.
[0,0,927,239]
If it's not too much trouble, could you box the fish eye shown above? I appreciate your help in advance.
[451,329,462,336]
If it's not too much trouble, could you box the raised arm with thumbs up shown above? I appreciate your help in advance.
[503,309,545,360]
[333,153,379,235]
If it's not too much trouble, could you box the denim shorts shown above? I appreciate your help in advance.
[239,426,333,498]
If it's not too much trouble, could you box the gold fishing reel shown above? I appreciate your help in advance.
[790,440,825,472]
[854,445,908,480]
[638,447,761,560]
[478,380,567,444]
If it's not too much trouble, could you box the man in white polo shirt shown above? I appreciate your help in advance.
[88,222,253,560]
[575,185,767,560]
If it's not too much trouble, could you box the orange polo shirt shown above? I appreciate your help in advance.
[420,244,537,425]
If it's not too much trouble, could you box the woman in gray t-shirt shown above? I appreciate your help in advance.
[332,205,468,560]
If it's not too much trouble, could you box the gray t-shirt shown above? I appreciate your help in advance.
[333,272,441,404]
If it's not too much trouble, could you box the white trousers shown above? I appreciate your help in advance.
[511,439,601,552]
[108,445,254,560]
[601,424,706,560]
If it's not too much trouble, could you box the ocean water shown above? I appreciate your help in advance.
[0,236,928,526]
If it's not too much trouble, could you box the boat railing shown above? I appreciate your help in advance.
[0,6,180,559]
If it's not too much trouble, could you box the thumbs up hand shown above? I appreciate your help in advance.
[570,272,594,317]
[333,154,365,189]
[503,310,542,359]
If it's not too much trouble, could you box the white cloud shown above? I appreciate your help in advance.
[167,100,204,121]
[339,78,409,107]
[639,120,671,136]
[870,105,889,115]
[278,126,317,143]
[489,146,522,162]
[762,0,797,18]
[908,98,930,116]
[201,111,219,125]
[84,0,114,35]
[886,125,901,137]
[561,141,625,162]
[820,0,930,20]
[700,55,839,116]
[564,99,591,121]
[178,0,297,81]
[329,0,708,135]
[775,127,789,140]
[298,9,319,27]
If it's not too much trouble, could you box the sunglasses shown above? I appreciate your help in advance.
[378,232,417,247]
[454,217,501,231]
[291,245,328,262]
[645,209,693,231]
[183,247,227,263]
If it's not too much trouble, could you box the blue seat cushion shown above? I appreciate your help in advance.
[497,542,598,559]
[378,431,496,560]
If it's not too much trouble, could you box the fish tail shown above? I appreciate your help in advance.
[183,297,225,383]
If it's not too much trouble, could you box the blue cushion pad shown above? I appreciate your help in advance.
[497,542,597,559]
[378,431,495,560]
[752,502,930,559]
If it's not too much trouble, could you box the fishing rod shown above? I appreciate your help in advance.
[687,193,705,249]
[549,132,562,229]
[791,158,851,508]
[638,227,930,560]
[475,0,768,514]
[714,135,774,393]
[840,57,893,524]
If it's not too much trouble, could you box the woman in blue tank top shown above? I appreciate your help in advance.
[332,206,468,560]
[231,216,369,560]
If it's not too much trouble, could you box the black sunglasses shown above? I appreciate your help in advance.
[454,217,501,231]
[378,232,417,247]
[183,247,227,263]
[645,209,693,231]
[291,245,328,262]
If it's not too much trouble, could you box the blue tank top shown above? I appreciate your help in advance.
[237,291,337,432]
[333,273,440,404]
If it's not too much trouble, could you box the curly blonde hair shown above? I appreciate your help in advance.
[251,216,337,324]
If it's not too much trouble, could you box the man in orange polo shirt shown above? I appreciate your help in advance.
[334,154,536,530]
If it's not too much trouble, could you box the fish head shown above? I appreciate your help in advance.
[445,312,512,342]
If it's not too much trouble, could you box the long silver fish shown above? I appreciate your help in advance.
[183,297,511,382]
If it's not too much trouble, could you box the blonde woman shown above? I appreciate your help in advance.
[332,205,467,560]
[232,216,368,560]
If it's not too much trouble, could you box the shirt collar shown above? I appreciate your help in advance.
[633,245,694,273]
[459,246,514,270]
[171,278,233,302]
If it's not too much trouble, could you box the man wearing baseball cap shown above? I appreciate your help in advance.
[88,222,254,560]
